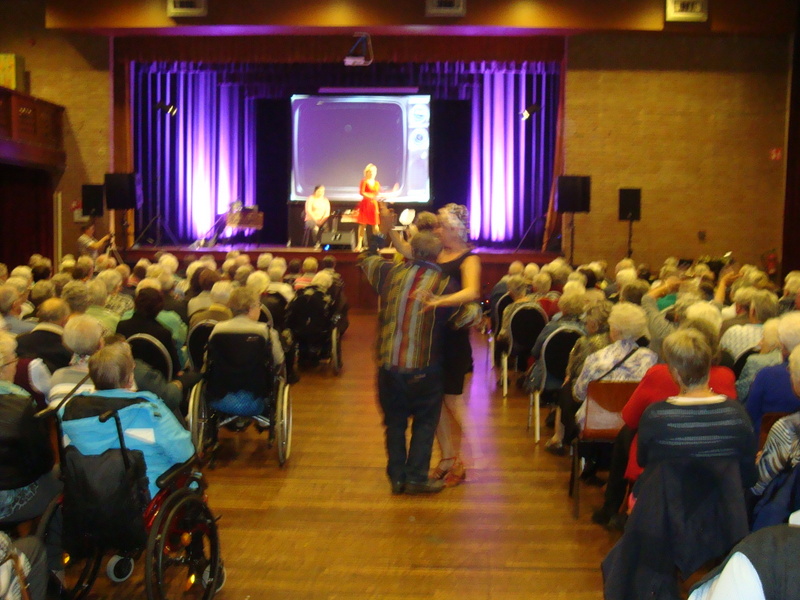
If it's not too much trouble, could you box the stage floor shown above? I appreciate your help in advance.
[122,244,560,310]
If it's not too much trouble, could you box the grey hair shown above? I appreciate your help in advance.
[246,271,270,296]
[778,312,800,354]
[228,287,260,316]
[608,302,648,341]
[86,280,109,307]
[0,285,19,315]
[210,281,235,305]
[61,281,91,313]
[310,271,333,292]
[89,342,135,390]
[63,314,105,356]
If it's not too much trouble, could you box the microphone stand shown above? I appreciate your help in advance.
[514,215,545,253]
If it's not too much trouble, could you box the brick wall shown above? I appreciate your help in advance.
[563,33,790,271]
[0,0,110,260]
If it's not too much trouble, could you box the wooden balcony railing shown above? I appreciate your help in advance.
[0,87,65,171]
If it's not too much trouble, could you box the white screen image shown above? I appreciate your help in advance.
[290,94,431,203]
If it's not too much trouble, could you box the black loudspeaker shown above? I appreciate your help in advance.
[81,184,105,217]
[619,188,642,221]
[320,230,356,250]
[557,176,591,213]
[104,173,143,210]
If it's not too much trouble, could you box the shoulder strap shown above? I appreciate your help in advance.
[596,346,640,381]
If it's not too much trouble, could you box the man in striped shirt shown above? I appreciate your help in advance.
[360,232,471,495]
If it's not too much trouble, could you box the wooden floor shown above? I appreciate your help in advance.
[88,310,619,599]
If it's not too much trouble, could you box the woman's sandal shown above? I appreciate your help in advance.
[443,459,466,487]
[431,457,457,480]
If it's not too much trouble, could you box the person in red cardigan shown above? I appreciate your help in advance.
[592,317,737,529]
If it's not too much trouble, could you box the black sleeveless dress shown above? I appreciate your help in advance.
[439,250,475,395]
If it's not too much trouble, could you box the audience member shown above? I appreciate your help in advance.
[15,298,71,372]
[746,312,800,433]
[293,257,319,291]
[59,342,194,499]
[0,284,35,335]
[189,281,234,328]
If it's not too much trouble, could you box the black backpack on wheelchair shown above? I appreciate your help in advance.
[205,332,274,416]
[287,286,334,363]
[60,396,151,555]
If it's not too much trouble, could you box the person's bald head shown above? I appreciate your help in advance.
[37,297,70,326]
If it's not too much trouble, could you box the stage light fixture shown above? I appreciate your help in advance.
[155,101,178,116]
[520,103,540,120]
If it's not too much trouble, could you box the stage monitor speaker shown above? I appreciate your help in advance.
[619,188,642,221]
[104,173,143,210]
[557,175,591,213]
[320,230,356,250]
[81,184,105,217]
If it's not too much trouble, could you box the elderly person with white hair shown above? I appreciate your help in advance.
[293,257,319,291]
[97,268,135,316]
[0,284,35,335]
[189,281,234,328]
[265,263,294,304]
[736,318,783,404]
[573,302,657,406]
[85,279,120,334]
[720,289,780,363]
[47,314,104,406]
[746,312,800,434]
[256,253,273,272]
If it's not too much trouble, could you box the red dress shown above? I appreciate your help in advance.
[621,363,737,481]
[357,178,380,226]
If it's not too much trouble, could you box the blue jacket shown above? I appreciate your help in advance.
[60,389,194,498]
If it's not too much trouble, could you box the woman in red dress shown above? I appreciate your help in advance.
[357,163,380,251]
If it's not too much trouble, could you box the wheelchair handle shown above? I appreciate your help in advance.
[98,410,115,423]
[34,405,58,420]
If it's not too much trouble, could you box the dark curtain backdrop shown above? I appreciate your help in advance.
[0,165,54,266]
[131,60,560,247]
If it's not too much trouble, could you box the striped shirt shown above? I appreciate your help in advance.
[638,395,757,486]
[752,411,800,495]
[360,254,450,372]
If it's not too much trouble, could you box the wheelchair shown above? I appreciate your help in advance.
[35,398,224,600]
[287,286,343,375]
[187,331,293,467]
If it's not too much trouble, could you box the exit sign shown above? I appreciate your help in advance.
[666,0,708,22]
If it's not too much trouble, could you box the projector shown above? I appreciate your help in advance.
[344,56,369,67]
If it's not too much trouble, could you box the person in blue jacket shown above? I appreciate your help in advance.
[60,341,194,499]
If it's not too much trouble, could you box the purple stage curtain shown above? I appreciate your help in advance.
[131,61,559,247]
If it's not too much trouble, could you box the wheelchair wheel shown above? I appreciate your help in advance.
[330,328,343,375]
[188,382,209,460]
[62,543,104,600]
[37,499,103,600]
[145,493,220,600]
[275,380,292,467]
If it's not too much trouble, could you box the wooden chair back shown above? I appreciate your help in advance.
[581,380,639,440]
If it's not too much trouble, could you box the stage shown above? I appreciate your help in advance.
[122,245,559,310]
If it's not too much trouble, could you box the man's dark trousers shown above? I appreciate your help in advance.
[378,366,443,484]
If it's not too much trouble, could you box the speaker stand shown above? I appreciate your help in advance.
[513,215,544,253]
[626,217,634,258]
[133,213,178,247]
[568,213,576,265]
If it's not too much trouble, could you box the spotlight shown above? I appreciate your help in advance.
[155,101,178,117]
[520,103,540,121]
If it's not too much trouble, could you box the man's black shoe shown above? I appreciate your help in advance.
[391,480,405,495]
[404,479,445,494]
[606,513,627,532]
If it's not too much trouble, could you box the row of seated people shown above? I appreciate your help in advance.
[485,254,800,599]
[0,249,348,400]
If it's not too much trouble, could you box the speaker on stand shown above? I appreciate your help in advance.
[557,175,591,264]
[618,188,642,258]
